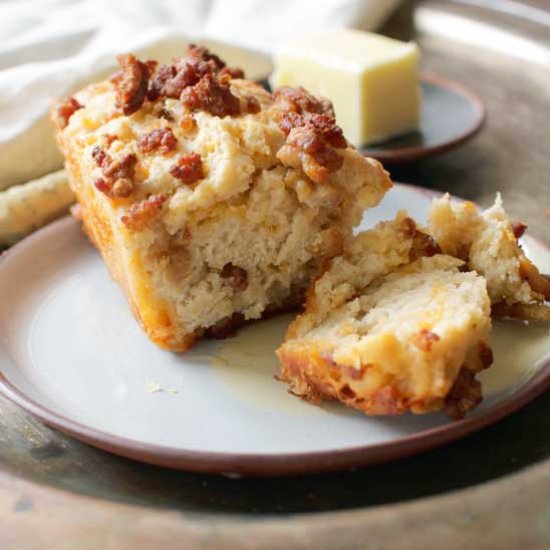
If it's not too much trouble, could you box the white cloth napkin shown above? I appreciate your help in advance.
[0,0,401,190]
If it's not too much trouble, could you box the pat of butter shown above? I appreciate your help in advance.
[272,29,421,146]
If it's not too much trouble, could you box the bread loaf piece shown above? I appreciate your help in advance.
[51,46,391,351]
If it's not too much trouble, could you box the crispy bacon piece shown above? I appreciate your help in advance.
[53,96,83,129]
[220,263,249,291]
[295,150,341,183]
[148,64,177,100]
[138,127,178,155]
[170,153,204,184]
[94,178,111,194]
[181,74,241,117]
[94,177,132,198]
[186,44,226,71]
[274,86,335,117]
[148,60,209,100]
[92,150,137,198]
[147,45,243,103]
[244,96,261,114]
[91,146,110,169]
[277,112,347,183]
[102,153,137,181]
[280,112,347,148]
[219,66,245,80]
[115,54,150,115]
[410,329,441,352]
[512,221,527,239]
[121,193,167,231]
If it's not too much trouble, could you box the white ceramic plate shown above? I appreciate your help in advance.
[1,184,549,475]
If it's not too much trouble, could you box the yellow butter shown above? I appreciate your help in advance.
[272,29,420,146]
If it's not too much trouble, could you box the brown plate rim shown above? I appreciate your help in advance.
[360,73,486,164]
[0,183,548,477]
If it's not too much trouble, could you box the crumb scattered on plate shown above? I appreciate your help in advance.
[145,381,178,394]
[145,381,162,393]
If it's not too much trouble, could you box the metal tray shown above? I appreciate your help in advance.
[1,1,549,547]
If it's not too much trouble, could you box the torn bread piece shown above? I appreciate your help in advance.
[51,45,391,351]
[278,218,493,419]
[287,211,440,340]
[429,194,550,321]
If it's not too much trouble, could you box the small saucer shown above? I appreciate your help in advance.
[361,73,485,164]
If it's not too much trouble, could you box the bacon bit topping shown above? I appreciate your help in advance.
[92,146,110,169]
[244,96,261,114]
[220,263,249,291]
[147,64,177,100]
[148,61,207,100]
[411,329,440,352]
[121,193,167,231]
[138,127,178,155]
[146,44,245,105]
[145,59,158,74]
[103,153,137,182]
[181,74,241,117]
[274,86,335,117]
[110,178,135,198]
[280,112,346,148]
[219,66,245,80]
[94,178,111,194]
[277,112,347,183]
[169,153,204,184]
[53,96,83,129]
[512,221,527,239]
[186,44,226,71]
[92,150,137,198]
[115,54,150,115]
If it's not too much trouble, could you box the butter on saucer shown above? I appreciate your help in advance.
[272,29,421,147]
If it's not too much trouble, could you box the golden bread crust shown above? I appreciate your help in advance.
[277,247,493,418]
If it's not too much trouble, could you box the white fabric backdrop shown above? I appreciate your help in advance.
[0,0,401,189]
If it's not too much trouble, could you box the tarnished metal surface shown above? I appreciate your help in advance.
[1,0,549,546]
